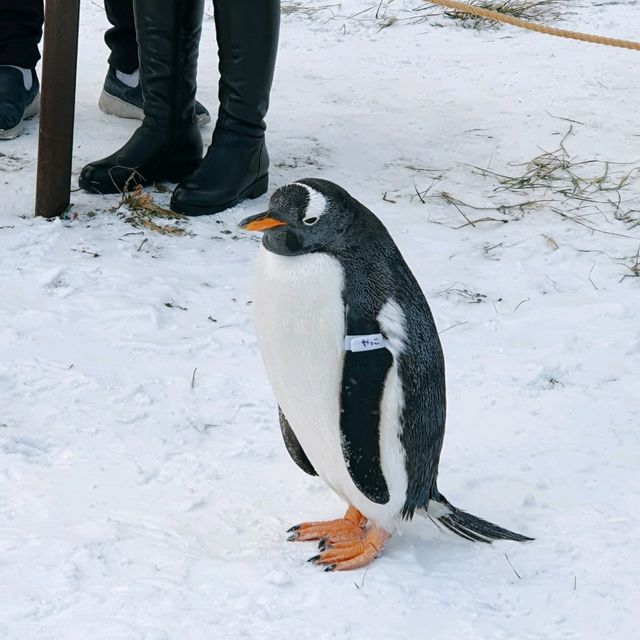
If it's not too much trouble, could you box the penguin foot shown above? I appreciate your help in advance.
[309,525,391,572]
[287,506,367,544]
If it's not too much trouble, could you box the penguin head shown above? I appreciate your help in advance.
[239,179,357,256]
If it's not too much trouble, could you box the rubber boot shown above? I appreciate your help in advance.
[170,0,280,216]
[79,0,204,195]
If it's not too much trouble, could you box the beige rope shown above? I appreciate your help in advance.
[426,0,640,51]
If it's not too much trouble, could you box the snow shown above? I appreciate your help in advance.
[1,1,639,638]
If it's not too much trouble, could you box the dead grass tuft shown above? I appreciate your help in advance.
[281,1,340,17]
[469,126,640,233]
[619,246,640,282]
[118,181,190,236]
[430,126,640,238]
[442,0,569,29]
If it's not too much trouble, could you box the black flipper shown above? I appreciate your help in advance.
[428,495,533,543]
[278,407,317,477]
[340,316,393,505]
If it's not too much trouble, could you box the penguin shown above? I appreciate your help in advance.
[239,178,532,572]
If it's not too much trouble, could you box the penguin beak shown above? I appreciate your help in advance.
[239,211,288,232]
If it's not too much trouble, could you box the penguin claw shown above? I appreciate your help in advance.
[285,512,367,545]
[310,526,391,572]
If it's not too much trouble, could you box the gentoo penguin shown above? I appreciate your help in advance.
[240,178,532,572]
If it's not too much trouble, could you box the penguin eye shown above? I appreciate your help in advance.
[303,217,318,226]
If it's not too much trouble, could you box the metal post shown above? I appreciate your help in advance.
[35,0,81,218]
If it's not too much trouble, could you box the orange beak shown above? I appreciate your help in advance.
[239,212,287,232]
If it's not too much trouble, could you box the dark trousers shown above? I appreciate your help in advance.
[0,0,139,71]
[0,0,43,67]
[104,0,138,73]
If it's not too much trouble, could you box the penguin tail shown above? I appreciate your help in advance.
[424,496,533,543]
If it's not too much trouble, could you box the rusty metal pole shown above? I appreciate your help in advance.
[35,0,81,218]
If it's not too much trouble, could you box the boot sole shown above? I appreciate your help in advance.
[0,93,40,140]
[99,89,211,127]
[170,174,269,217]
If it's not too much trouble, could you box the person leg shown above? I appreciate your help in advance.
[0,0,43,68]
[0,0,42,138]
[103,0,138,74]
[79,0,204,194]
[99,0,210,125]
[170,0,280,215]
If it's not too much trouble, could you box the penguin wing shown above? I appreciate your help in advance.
[340,322,393,505]
[278,406,317,476]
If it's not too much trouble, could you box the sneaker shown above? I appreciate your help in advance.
[0,67,40,140]
[98,66,211,126]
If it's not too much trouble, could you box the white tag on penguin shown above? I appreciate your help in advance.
[344,333,386,352]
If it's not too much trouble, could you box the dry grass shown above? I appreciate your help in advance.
[430,126,640,238]
[418,125,640,281]
[118,182,190,236]
[279,0,572,30]
[281,1,436,30]
[440,0,570,28]
[281,1,340,17]
[436,283,488,303]
[470,126,640,232]
[619,246,640,282]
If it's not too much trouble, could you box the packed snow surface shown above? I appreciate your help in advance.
[1,1,639,638]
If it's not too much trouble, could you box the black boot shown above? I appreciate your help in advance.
[79,0,204,195]
[170,0,280,216]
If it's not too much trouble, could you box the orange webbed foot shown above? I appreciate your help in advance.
[287,506,367,545]
[309,525,391,572]
[287,506,391,572]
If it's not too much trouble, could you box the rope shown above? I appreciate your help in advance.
[426,0,640,51]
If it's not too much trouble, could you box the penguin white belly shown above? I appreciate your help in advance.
[252,246,408,530]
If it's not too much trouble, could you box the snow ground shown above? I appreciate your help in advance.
[1,1,639,638]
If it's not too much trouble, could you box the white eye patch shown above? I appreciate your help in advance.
[293,182,326,224]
